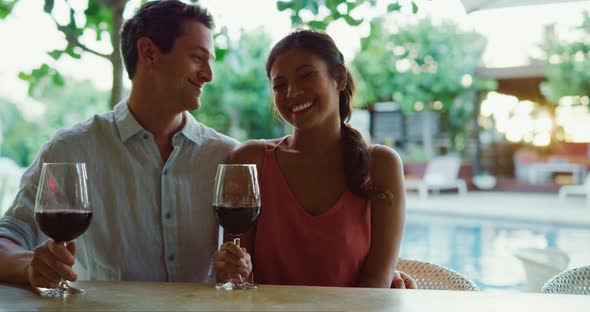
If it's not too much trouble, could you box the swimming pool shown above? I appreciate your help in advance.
[400,210,590,291]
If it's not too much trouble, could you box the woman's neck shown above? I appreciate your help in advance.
[290,120,342,154]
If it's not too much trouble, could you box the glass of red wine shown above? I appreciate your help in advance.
[213,164,260,290]
[34,163,92,297]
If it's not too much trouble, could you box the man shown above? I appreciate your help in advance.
[0,0,237,287]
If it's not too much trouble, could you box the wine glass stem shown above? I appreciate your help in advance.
[233,237,245,284]
[58,242,69,291]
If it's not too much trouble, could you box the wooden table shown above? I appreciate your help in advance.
[1,281,589,311]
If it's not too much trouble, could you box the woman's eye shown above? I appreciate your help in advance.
[273,85,286,91]
[302,72,315,79]
[191,55,202,61]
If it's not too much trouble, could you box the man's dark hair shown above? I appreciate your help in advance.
[121,0,214,79]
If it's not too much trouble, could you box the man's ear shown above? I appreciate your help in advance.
[137,37,159,70]
[335,65,347,91]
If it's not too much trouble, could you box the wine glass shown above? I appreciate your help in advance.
[34,163,92,297]
[213,164,261,290]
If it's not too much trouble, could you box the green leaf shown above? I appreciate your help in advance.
[47,49,64,60]
[43,0,54,14]
[308,20,328,30]
[64,45,82,59]
[291,14,303,26]
[276,1,292,11]
[343,15,363,26]
[387,3,402,12]
[214,47,228,62]
[52,72,65,86]
[412,1,419,13]
[0,0,18,19]
[18,72,30,81]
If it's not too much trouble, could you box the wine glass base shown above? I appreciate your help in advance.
[36,286,86,297]
[215,281,257,290]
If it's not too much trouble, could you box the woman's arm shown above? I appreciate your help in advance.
[223,140,266,252]
[213,140,266,282]
[357,145,406,288]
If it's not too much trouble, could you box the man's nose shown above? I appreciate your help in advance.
[200,62,213,83]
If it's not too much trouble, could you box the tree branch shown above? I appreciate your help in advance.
[50,14,111,60]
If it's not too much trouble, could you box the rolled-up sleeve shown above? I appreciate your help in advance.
[0,142,57,250]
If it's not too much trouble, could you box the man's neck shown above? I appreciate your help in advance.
[127,87,186,141]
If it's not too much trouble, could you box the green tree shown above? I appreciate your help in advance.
[195,28,283,141]
[540,11,590,106]
[0,98,46,166]
[0,79,108,166]
[352,17,496,153]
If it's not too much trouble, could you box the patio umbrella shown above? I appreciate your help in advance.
[460,0,589,13]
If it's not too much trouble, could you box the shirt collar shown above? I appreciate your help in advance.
[114,99,143,143]
[114,98,203,144]
[179,112,202,144]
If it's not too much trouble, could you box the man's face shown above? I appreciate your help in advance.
[152,21,215,112]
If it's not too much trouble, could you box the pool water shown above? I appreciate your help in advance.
[400,210,590,291]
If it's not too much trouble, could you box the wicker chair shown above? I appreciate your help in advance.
[514,247,570,292]
[396,258,479,291]
[541,266,590,295]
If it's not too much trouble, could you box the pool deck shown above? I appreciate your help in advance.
[406,191,590,227]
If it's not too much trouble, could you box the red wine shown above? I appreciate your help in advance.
[213,205,260,235]
[35,210,93,242]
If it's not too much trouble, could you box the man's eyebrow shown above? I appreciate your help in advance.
[191,45,216,60]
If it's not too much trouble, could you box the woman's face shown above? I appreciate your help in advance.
[269,48,342,131]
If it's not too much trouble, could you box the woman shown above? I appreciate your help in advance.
[213,29,411,288]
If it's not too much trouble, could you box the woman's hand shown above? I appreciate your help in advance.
[391,270,418,289]
[213,242,252,283]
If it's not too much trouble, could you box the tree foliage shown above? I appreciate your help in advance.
[275,0,417,29]
[0,80,108,166]
[195,28,284,141]
[540,11,590,106]
[352,17,496,151]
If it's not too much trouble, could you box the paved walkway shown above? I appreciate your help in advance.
[406,191,590,227]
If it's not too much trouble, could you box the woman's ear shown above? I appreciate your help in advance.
[336,65,347,91]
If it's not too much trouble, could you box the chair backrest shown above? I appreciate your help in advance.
[542,266,590,295]
[423,154,462,185]
[513,247,570,292]
[396,258,479,291]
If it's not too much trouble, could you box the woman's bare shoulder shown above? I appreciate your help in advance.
[228,140,266,164]
[369,144,403,167]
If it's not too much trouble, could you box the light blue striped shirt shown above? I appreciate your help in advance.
[0,100,238,282]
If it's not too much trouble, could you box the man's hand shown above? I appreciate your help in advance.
[392,270,418,289]
[213,242,251,283]
[26,240,77,288]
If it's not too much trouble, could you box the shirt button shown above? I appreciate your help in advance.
[164,212,171,219]
[163,169,168,175]
[143,133,149,139]
[168,255,175,262]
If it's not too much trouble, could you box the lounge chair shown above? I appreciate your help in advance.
[558,172,590,206]
[405,154,467,199]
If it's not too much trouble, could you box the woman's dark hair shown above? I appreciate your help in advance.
[121,0,214,79]
[265,29,372,198]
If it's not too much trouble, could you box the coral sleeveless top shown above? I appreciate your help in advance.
[253,137,371,287]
